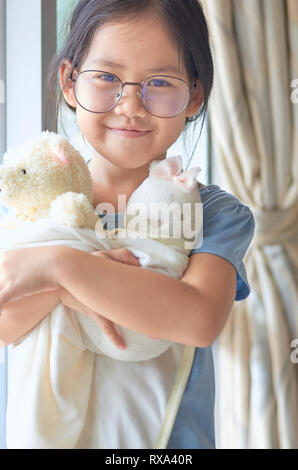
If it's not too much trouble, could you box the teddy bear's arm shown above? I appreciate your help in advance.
[0,290,62,346]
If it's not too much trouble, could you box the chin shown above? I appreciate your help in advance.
[108,154,153,169]
[115,160,150,170]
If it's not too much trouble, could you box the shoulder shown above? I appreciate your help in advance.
[189,184,255,301]
[197,183,255,239]
[199,183,252,210]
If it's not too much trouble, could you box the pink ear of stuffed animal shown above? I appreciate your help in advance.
[51,145,71,166]
[149,155,201,192]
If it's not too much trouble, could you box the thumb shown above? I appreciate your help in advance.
[102,248,141,266]
[114,248,141,266]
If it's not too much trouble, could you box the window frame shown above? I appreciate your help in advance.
[0,0,56,449]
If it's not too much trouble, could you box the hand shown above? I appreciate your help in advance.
[91,247,141,267]
[0,246,63,311]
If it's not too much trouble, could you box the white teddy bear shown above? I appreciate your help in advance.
[0,130,98,229]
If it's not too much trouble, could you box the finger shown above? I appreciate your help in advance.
[103,324,127,350]
[97,319,127,350]
[108,248,141,266]
[83,311,126,349]
[91,248,141,266]
[90,250,104,257]
[84,309,126,349]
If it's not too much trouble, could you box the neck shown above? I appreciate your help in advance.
[89,154,151,187]
[88,151,165,212]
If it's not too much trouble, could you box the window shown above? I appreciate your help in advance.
[0,0,5,162]
[0,0,57,449]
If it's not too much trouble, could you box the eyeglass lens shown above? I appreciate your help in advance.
[74,71,190,118]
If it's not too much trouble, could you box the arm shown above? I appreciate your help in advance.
[0,288,127,349]
[0,290,61,346]
[54,247,237,347]
[0,247,145,349]
[0,245,237,348]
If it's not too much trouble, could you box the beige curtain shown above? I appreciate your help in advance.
[200,0,298,448]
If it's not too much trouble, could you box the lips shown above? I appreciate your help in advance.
[108,127,152,138]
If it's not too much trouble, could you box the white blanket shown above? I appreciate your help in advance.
[1,219,195,449]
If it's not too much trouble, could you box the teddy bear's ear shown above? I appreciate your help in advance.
[51,145,70,166]
[150,155,183,179]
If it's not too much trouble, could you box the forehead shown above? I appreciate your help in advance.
[82,12,187,77]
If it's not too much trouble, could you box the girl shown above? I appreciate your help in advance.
[0,0,255,448]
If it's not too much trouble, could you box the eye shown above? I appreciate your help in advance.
[97,73,120,83]
[147,78,170,87]
[21,169,27,175]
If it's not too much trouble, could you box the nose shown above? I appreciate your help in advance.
[114,82,147,118]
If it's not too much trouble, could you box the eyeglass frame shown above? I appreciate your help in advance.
[68,69,197,119]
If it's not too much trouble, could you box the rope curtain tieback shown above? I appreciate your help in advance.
[250,205,298,246]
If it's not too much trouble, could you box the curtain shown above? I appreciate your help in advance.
[201,0,298,448]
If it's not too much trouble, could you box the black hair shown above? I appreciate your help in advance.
[46,0,214,168]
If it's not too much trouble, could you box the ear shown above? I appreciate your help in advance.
[150,155,183,178]
[185,80,204,118]
[52,144,71,166]
[59,59,77,109]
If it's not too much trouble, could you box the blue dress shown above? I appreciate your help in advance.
[166,184,255,449]
[0,183,255,449]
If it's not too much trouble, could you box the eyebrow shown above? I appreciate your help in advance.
[89,58,184,76]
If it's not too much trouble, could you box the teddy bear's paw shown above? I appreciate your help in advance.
[50,192,98,229]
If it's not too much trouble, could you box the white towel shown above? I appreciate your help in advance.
[1,219,195,449]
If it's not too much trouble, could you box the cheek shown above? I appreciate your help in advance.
[159,119,186,150]
[76,109,106,140]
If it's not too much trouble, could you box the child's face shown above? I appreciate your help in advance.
[61,12,203,170]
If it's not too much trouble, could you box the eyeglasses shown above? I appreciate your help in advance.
[69,70,196,119]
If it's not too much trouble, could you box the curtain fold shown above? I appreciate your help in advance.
[201,0,298,448]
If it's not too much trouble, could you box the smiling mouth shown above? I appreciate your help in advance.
[108,128,152,138]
